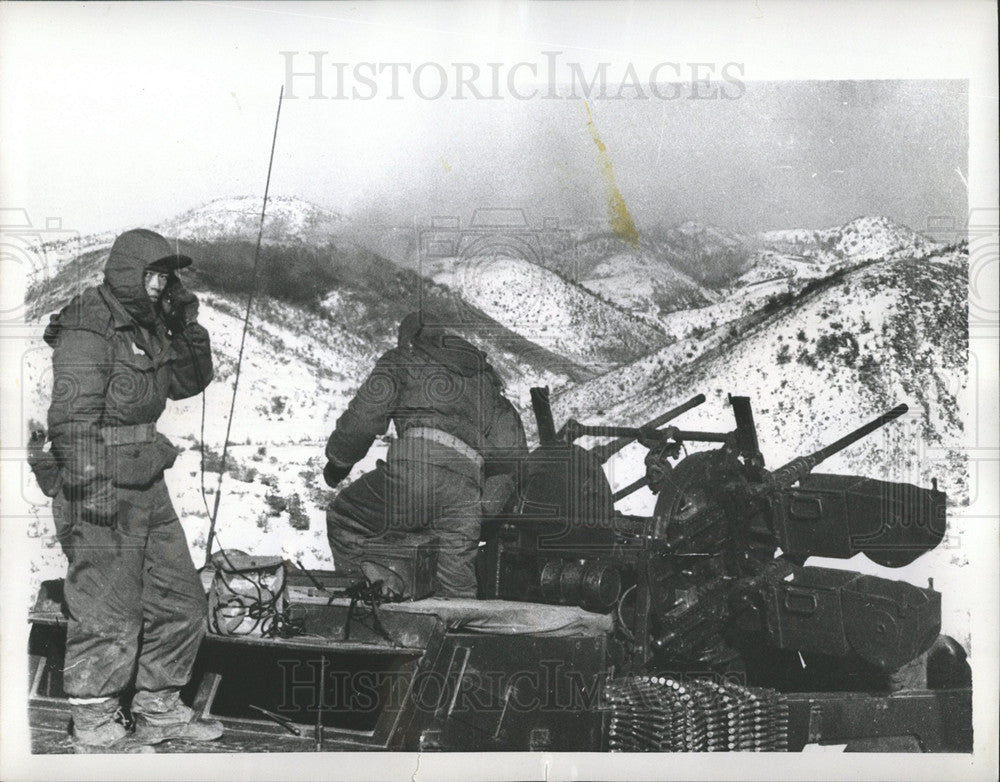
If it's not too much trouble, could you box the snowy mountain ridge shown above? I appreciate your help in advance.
[19,200,968,641]
[424,253,668,369]
[758,215,939,263]
[156,196,349,245]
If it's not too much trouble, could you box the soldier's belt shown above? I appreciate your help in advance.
[99,423,158,446]
[403,427,484,469]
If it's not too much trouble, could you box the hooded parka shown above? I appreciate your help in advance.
[44,229,213,705]
[326,313,527,596]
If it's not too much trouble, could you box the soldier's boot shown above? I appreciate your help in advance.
[132,689,223,745]
[70,698,154,754]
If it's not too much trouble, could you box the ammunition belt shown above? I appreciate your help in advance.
[605,676,788,752]
[100,423,158,446]
[403,427,484,469]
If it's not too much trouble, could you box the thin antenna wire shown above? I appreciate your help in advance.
[203,85,284,568]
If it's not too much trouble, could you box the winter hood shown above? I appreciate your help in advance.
[103,229,191,328]
[397,310,500,382]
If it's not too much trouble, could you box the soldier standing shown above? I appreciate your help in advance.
[42,229,222,752]
[324,311,527,597]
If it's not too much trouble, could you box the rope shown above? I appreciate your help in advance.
[343,577,401,646]
[208,550,307,639]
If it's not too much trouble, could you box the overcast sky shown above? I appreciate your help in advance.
[0,3,973,237]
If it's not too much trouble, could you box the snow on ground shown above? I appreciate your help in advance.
[156,195,348,245]
[576,215,944,343]
[19,230,118,290]
[578,248,716,320]
[19,284,380,597]
[427,254,665,368]
[558,250,967,496]
[552,248,969,644]
[18,204,970,650]
[758,215,938,264]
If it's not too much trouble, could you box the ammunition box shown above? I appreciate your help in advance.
[774,474,947,567]
[764,566,941,670]
[359,533,439,601]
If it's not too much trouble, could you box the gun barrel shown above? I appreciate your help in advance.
[530,387,559,446]
[589,394,706,461]
[813,403,908,463]
[770,403,909,486]
[612,476,649,502]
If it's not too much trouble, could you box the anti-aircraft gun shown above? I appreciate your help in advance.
[27,384,969,753]
[482,389,969,750]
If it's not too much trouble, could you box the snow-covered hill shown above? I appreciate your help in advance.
[156,196,348,245]
[759,215,939,264]
[550,242,969,641]
[654,221,752,288]
[545,224,748,321]
[553,244,968,507]
[567,235,718,322]
[18,202,969,644]
[571,216,945,348]
[21,204,599,583]
[425,253,667,369]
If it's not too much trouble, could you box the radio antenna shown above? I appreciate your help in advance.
[203,85,284,568]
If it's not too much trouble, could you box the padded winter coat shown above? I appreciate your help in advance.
[325,329,526,475]
[44,239,213,497]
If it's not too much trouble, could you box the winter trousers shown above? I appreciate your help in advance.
[327,439,483,597]
[54,478,207,700]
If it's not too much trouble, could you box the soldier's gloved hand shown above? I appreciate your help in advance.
[74,480,118,528]
[644,446,676,494]
[323,461,352,488]
[27,428,62,498]
[162,279,200,332]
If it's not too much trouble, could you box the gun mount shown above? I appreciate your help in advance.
[27,388,969,754]
[484,389,951,684]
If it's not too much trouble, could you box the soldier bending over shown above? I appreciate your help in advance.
[324,312,526,597]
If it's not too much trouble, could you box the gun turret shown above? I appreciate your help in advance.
[485,393,948,684]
